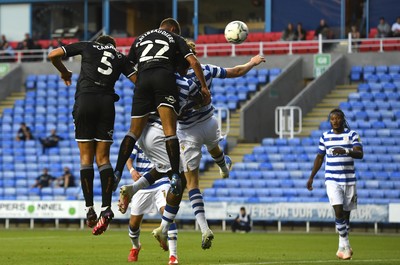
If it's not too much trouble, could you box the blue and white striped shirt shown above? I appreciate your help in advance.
[147,73,200,128]
[130,144,169,190]
[318,128,362,185]
[178,64,227,129]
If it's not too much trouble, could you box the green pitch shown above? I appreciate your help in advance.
[0,229,399,265]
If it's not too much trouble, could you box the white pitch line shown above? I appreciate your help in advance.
[210,259,400,265]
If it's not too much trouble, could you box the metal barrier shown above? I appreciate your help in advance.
[275,106,302,139]
[215,107,230,138]
[1,36,399,63]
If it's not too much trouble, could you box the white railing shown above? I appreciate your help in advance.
[0,36,399,63]
[275,106,302,139]
[215,107,230,138]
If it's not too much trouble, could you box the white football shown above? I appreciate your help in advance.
[224,21,249,44]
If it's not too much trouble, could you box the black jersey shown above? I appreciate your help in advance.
[62,41,135,98]
[128,29,193,73]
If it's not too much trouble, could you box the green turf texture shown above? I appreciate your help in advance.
[0,229,399,265]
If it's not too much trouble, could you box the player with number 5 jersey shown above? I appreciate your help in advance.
[48,35,136,236]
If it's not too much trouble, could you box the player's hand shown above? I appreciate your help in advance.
[306,178,313,191]
[251,55,266,66]
[61,70,72,86]
[200,87,211,106]
[332,147,346,156]
[130,170,141,181]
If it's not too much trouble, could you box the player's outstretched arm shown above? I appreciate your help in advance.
[186,55,211,105]
[226,55,266,78]
[48,47,72,86]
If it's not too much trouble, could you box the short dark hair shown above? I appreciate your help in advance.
[96,35,116,47]
[160,18,181,35]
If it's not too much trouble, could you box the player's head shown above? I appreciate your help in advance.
[186,40,197,56]
[329,108,350,131]
[160,18,181,35]
[96,35,116,47]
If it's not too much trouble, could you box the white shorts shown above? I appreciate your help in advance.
[177,116,221,172]
[325,181,357,211]
[130,182,170,216]
[138,123,183,173]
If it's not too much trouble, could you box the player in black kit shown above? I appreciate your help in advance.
[48,35,136,236]
[113,18,210,197]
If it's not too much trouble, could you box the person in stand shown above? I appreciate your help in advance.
[294,23,306,41]
[32,168,56,189]
[231,207,252,233]
[39,129,63,154]
[376,17,391,38]
[15,122,34,141]
[48,35,136,235]
[281,22,296,41]
[55,167,76,188]
[307,109,363,260]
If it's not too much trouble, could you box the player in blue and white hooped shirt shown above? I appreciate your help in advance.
[118,69,200,253]
[124,143,179,264]
[177,41,265,250]
[307,109,363,260]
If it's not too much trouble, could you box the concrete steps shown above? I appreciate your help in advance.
[296,84,358,137]
[0,92,25,116]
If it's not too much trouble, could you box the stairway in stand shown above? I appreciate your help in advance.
[0,92,25,116]
[297,84,358,137]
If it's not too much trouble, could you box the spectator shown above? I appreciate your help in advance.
[349,25,361,52]
[15,122,34,141]
[391,17,400,37]
[55,167,76,188]
[0,35,15,62]
[314,19,331,39]
[32,168,56,188]
[376,17,391,38]
[17,33,34,50]
[294,23,306,41]
[39,129,63,154]
[0,34,8,49]
[281,22,296,41]
[350,25,361,39]
[231,207,252,233]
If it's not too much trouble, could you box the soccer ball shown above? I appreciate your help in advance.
[224,21,249,44]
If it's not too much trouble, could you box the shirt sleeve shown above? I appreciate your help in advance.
[176,35,193,58]
[62,42,89,58]
[318,135,326,154]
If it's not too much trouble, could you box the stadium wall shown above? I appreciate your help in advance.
[0,64,22,101]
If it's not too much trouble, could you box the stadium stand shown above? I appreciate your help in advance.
[203,63,400,204]
[0,67,278,201]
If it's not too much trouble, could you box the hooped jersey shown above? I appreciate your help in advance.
[178,64,227,129]
[318,128,362,185]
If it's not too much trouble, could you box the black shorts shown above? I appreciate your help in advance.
[131,68,180,117]
[72,93,115,142]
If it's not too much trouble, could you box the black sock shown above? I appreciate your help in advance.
[80,165,94,207]
[165,135,180,174]
[115,133,137,173]
[99,164,113,208]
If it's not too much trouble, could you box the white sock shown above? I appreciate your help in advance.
[129,227,140,249]
[168,223,178,257]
